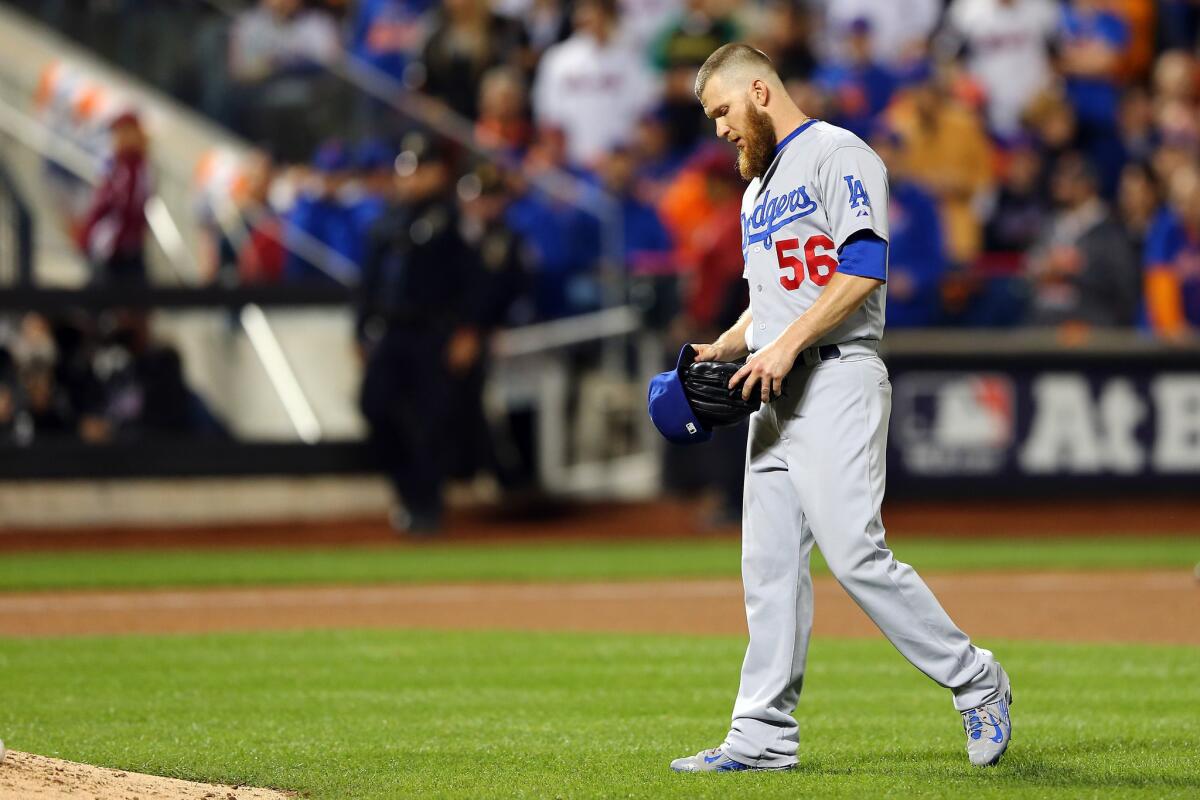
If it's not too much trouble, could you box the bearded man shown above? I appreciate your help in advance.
[668,43,1014,773]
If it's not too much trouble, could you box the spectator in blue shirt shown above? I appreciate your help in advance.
[346,139,396,261]
[347,0,432,85]
[347,0,433,135]
[598,147,674,276]
[597,146,676,327]
[284,140,360,285]
[506,189,601,319]
[869,128,947,327]
[815,18,896,140]
[505,126,602,319]
[629,108,689,204]
[1144,166,1200,339]
[1157,0,1200,51]
[1059,0,1130,196]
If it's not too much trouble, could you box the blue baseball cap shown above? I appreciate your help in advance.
[311,139,351,173]
[354,138,397,172]
[647,344,713,446]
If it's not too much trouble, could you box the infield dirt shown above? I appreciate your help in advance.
[0,750,291,799]
[0,570,1195,643]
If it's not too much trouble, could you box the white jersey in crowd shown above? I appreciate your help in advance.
[618,0,683,53]
[229,6,340,81]
[740,120,890,353]
[821,0,942,66]
[945,0,1059,135]
[532,31,661,166]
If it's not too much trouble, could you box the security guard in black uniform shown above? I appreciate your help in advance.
[357,132,484,535]
[450,162,533,489]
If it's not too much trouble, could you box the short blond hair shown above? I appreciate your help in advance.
[694,43,776,100]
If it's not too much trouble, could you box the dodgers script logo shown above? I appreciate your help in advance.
[741,186,818,252]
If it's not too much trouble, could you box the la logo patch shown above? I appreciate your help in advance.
[844,175,871,217]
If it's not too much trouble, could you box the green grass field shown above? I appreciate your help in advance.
[1,629,1197,799]
[0,535,1196,591]
[3,535,1197,797]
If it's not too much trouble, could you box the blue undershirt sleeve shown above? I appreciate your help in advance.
[837,230,888,282]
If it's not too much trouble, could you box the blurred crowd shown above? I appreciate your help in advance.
[9,0,1200,524]
[15,0,1200,342]
[3,106,225,447]
[0,311,226,446]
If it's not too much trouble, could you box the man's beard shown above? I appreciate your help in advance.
[736,102,778,181]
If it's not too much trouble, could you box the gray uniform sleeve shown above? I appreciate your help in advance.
[817,146,890,248]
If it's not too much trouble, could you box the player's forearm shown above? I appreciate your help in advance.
[715,308,753,359]
[776,273,883,356]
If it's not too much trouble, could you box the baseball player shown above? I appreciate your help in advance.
[669,44,1013,773]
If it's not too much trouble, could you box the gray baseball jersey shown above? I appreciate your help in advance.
[740,120,890,352]
[717,120,1005,768]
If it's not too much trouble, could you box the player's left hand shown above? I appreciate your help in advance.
[729,337,801,403]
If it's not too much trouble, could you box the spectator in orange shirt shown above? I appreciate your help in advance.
[886,63,993,265]
[680,147,745,339]
[658,144,733,279]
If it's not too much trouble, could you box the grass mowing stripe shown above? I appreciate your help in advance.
[0,536,1196,592]
[0,630,1196,799]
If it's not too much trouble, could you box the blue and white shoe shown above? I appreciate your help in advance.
[962,666,1013,767]
[669,747,793,773]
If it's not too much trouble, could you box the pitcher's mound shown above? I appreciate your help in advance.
[0,750,292,799]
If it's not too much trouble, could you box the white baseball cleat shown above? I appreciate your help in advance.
[961,666,1013,767]
[670,746,795,772]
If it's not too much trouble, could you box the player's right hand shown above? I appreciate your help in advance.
[692,342,723,361]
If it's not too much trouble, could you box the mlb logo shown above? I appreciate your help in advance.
[686,422,698,435]
[894,373,1015,474]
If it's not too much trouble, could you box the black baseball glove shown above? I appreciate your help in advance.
[682,357,787,427]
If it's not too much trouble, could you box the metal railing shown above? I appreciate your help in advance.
[0,157,32,285]
[0,94,191,284]
[0,93,325,443]
[0,4,667,495]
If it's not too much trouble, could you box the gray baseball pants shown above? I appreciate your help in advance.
[721,346,1003,769]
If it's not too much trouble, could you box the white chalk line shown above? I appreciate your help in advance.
[0,572,1192,616]
[0,581,742,613]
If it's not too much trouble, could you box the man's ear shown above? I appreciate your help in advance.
[750,78,770,108]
